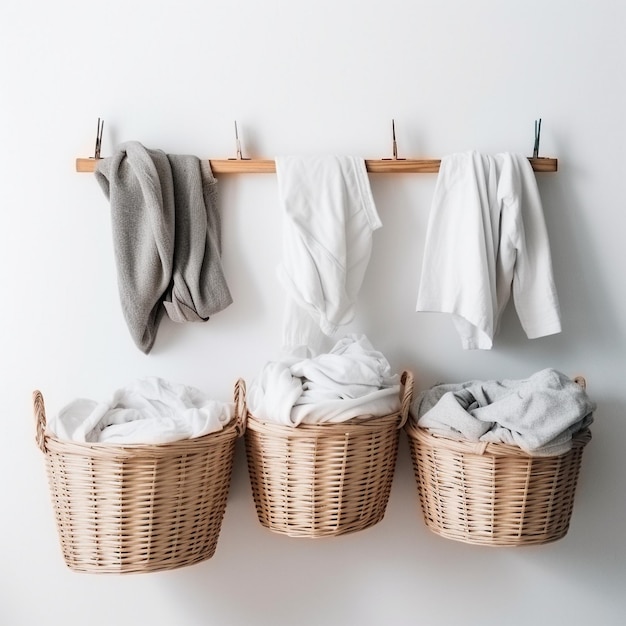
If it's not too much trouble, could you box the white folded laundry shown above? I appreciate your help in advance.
[47,377,234,444]
[247,334,400,426]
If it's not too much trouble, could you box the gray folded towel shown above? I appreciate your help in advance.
[413,368,595,456]
[163,156,232,323]
[95,141,232,353]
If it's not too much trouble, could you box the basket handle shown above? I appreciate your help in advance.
[398,370,415,429]
[233,378,248,436]
[33,390,47,453]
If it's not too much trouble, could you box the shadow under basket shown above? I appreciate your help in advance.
[244,371,414,538]
[405,418,591,547]
[33,381,245,574]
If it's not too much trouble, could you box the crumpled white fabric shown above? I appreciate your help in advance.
[247,334,401,426]
[47,377,234,444]
[275,156,382,354]
[413,369,595,456]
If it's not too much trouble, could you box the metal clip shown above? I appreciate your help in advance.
[382,119,406,161]
[228,120,250,160]
[93,117,104,159]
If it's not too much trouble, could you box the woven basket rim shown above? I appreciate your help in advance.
[42,418,241,457]
[405,418,592,458]
[246,410,404,436]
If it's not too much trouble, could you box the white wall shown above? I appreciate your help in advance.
[2,1,625,624]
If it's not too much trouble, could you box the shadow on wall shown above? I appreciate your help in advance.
[539,159,625,358]
[142,431,625,626]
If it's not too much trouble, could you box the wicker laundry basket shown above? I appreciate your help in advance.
[33,380,245,574]
[405,377,592,547]
[244,370,414,538]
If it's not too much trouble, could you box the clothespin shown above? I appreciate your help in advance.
[382,119,406,161]
[93,117,104,159]
[229,120,250,160]
[533,118,542,158]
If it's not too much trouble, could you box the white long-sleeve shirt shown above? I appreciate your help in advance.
[416,151,561,349]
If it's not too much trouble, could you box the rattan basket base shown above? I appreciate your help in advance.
[245,415,401,538]
[405,423,591,547]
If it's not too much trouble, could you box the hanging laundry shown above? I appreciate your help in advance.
[413,369,594,456]
[275,156,382,354]
[415,151,561,349]
[94,141,232,353]
[47,377,234,444]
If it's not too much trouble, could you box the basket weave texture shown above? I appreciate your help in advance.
[244,370,414,538]
[33,381,245,574]
[405,404,591,547]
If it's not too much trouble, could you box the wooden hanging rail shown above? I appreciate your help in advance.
[75,156,558,174]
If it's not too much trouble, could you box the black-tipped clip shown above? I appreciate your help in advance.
[533,118,542,159]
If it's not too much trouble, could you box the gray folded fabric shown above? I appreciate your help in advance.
[95,141,232,353]
[162,157,232,323]
[413,368,595,456]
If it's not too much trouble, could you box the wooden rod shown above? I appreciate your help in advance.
[76,156,558,174]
